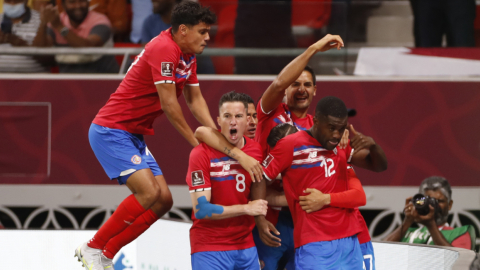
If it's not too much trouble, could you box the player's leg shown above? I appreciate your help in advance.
[192,250,236,270]
[276,211,295,270]
[102,174,173,260]
[339,235,364,270]
[76,124,160,270]
[360,241,376,270]
[295,241,342,270]
[234,247,261,270]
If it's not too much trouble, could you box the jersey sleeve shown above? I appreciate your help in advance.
[186,144,211,192]
[186,59,199,86]
[451,232,473,249]
[262,137,293,181]
[329,166,366,208]
[146,40,179,85]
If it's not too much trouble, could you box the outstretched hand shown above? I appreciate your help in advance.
[348,124,376,154]
[311,34,344,52]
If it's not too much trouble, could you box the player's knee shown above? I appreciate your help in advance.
[161,190,173,211]
[142,186,162,206]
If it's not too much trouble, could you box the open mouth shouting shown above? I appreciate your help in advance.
[229,127,238,141]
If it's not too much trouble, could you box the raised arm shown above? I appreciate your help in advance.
[261,34,344,113]
[190,190,267,220]
[349,125,388,172]
[157,83,198,147]
[183,84,217,129]
[194,126,263,181]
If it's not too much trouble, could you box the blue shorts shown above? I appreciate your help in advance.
[295,235,363,270]
[89,123,162,185]
[253,211,295,270]
[360,241,376,270]
[191,247,260,270]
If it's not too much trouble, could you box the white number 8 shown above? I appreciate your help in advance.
[236,174,246,192]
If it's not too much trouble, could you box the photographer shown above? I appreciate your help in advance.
[384,176,475,250]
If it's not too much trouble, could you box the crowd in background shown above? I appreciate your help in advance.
[0,0,479,74]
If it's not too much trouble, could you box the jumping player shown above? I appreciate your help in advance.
[186,91,267,270]
[74,2,218,270]
[262,96,387,270]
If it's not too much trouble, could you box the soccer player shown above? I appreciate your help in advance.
[262,96,387,270]
[239,93,258,140]
[74,2,218,270]
[186,91,267,270]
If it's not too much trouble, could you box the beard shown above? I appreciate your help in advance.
[65,8,89,25]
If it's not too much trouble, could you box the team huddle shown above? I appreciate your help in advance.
[74,2,387,270]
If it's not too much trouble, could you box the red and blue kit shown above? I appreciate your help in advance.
[255,100,313,158]
[186,137,263,254]
[93,28,199,135]
[262,131,361,248]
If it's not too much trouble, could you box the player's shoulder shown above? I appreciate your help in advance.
[190,142,211,157]
[244,137,263,155]
[145,29,180,52]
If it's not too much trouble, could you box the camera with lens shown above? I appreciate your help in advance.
[412,193,441,216]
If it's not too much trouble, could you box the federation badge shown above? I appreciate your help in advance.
[262,154,274,168]
[191,170,205,186]
[131,155,142,165]
[161,62,174,77]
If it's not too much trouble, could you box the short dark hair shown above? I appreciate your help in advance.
[238,93,255,105]
[315,96,348,119]
[267,123,298,148]
[304,65,316,86]
[171,1,217,33]
[219,91,248,111]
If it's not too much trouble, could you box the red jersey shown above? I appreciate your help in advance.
[255,100,313,225]
[347,166,371,244]
[255,100,313,158]
[93,28,199,135]
[262,131,361,248]
[186,137,263,254]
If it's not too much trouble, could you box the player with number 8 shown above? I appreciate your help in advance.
[186,91,267,270]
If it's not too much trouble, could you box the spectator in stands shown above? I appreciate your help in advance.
[410,0,476,47]
[33,0,119,73]
[140,0,179,44]
[55,0,128,41]
[0,0,48,72]
[130,0,152,43]
[234,0,295,75]
[384,176,475,250]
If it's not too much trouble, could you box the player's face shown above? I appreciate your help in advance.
[245,103,257,139]
[424,189,452,224]
[63,0,89,24]
[312,115,347,150]
[185,22,211,54]
[286,71,316,112]
[217,102,248,147]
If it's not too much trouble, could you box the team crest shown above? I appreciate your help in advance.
[262,154,274,168]
[191,170,205,186]
[161,62,174,77]
[131,155,142,165]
